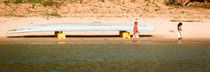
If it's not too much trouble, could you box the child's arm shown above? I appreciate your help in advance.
[136,29,139,33]
[178,30,182,36]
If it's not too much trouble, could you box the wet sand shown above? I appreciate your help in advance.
[1,36,210,44]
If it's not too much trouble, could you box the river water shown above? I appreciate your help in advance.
[0,42,209,72]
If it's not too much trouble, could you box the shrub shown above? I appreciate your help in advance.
[14,0,25,3]
[42,1,53,6]
[3,0,54,6]
[165,0,176,5]
[146,3,149,6]
[155,9,160,11]
[3,0,25,4]
[44,12,62,17]
[80,0,83,3]
[100,0,105,2]
[29,0,42,3]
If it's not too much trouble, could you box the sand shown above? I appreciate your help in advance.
[0,17,210,43]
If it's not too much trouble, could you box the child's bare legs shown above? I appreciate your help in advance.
[130,33,140,43]
[135,33,140,43]
[177,38,182,43]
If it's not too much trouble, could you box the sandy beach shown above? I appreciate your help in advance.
[0,17,210,43]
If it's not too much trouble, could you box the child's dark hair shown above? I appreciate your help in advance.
[178,22,182,27]
[134,21,138,25]
[178,22,182,30]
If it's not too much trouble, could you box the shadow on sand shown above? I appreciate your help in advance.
[7,35,152,38]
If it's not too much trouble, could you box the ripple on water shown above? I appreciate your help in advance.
[0,43,209,72]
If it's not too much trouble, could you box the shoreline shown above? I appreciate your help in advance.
[1,36,210,44]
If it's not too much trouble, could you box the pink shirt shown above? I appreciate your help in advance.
[133,25,138,34]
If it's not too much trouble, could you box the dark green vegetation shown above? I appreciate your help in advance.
[165,0,209,7]
[3,0,53,6]
[100,0,105,2]
[44,12,62,18]
[3,0,208,6]
[2,0,105,5]
[165,0,177,5]
[0,43,209,72]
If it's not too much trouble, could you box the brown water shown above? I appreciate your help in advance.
[0,43,209,72]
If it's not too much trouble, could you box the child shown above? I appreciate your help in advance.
[133,21,140,39]
[177,22,183,42]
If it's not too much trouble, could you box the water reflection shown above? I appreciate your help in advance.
[0,43,209,72]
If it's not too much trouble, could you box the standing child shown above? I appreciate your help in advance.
[177,22,183,42]
[132,21,140,43]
